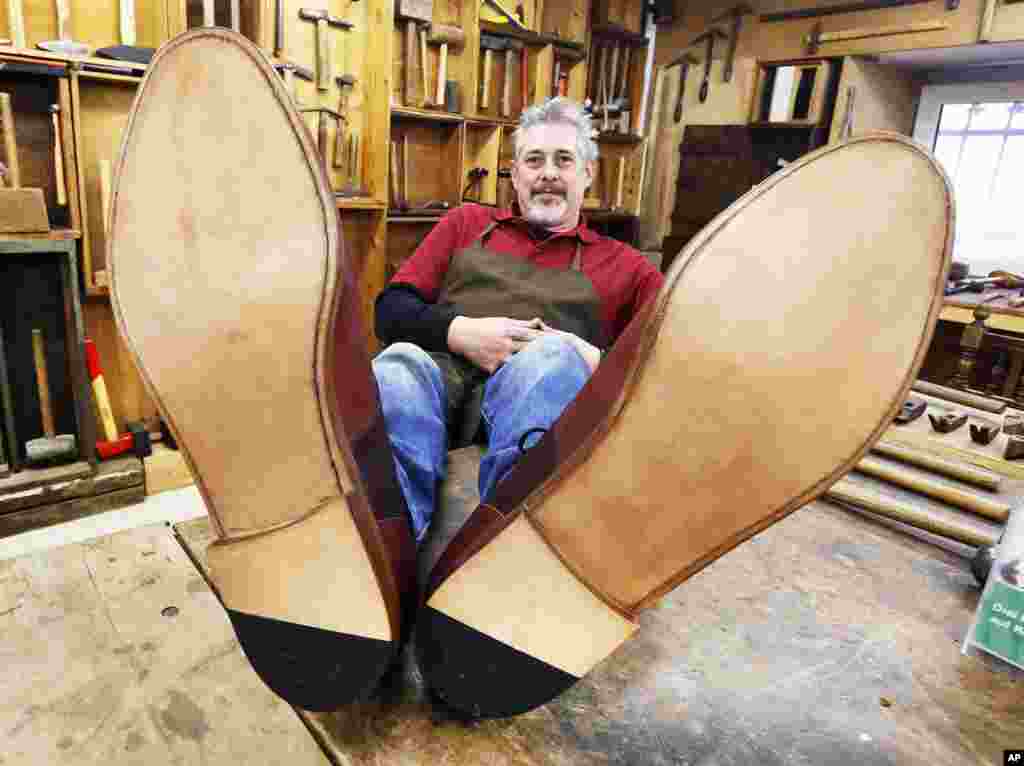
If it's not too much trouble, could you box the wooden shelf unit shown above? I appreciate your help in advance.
[0,0,655,469]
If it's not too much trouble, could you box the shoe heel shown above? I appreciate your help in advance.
[418,515,635,718]
[209,498,397,711]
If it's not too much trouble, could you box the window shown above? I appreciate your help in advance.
[914,81,1024,276]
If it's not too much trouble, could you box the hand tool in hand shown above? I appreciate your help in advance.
[0,93,49,233]
[84,338,118,442]
[298,8,354,92]
[479,33,508,111]
[396,0,433,106]
[928,409,968,433]
[416,133,953,719]
[333,74,356,169]
[37,0,90,57]
[26,328,76,466]
[673,53,697,122]
[501,39,523,117]
[109,31,418,710]
[893,396,926,424]
[48,105,66,206]
[0,326,19,472]
[429,24,465,109]
[96,0,156,63]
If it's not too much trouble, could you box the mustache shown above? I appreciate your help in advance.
[531,185,567,196]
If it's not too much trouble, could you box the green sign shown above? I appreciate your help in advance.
[973,573,1024,669]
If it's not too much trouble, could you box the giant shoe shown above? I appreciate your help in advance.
[416,133,953,718]
[109,29,416,711]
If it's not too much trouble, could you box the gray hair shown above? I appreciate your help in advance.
[514,97,599,165]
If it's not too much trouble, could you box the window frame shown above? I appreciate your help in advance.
[913,80,1024,147]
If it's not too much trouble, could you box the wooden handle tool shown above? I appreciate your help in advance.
[481,49,494,110]
[32,329,55,438]
[390,140,400,207]
[6,0,25,48]
[405,20,417,105]
[872,440,1001,490]
[436,41,448,108]
[99,159,112,236]
[854,455,1010,522]
[420,25,430,105]
[50,105,66,206]
[1,92,21,188]
[827,479,999,548]
[501,47,514,116]
[85,338,118,441]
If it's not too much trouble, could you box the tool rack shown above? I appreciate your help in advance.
[0,0,656,517]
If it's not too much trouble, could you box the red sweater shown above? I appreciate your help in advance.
[387,204,664,346]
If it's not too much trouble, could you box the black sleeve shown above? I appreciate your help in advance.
[374,283,459,352]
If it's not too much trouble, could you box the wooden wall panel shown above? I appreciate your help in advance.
[828,56,921,143]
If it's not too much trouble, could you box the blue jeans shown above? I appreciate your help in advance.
[372,336,592,542]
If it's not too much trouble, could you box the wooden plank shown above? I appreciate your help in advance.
[72,73,137,294]
[144,443,194,496]
[0,483,144,538]
[0,523,330,765]
[0,457,139,516]
[756,0,986,59]
[828,55,920,144]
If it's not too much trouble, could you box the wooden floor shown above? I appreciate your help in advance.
[3,444,1023,765]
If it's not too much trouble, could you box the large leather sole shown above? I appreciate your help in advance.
[108,29,397,711]
[417,134,953,718]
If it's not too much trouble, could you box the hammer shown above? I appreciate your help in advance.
[25,328,76,466]
[501,39,524,117]
[273,62,314,105]
[429,24,466,109]
[333,74,356,169]
[298,8,354,92]
[479,33,508,111]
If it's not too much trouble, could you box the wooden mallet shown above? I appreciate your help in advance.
[0,93,49,233]
[26,328,76,466]
[429,24,466,109]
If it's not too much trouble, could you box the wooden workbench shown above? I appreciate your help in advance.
[3,446,1022,765]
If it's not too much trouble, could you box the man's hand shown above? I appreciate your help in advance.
[447,316,546,373]
[538,320,601,372]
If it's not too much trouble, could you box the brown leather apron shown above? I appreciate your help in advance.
[431,221,604,447]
